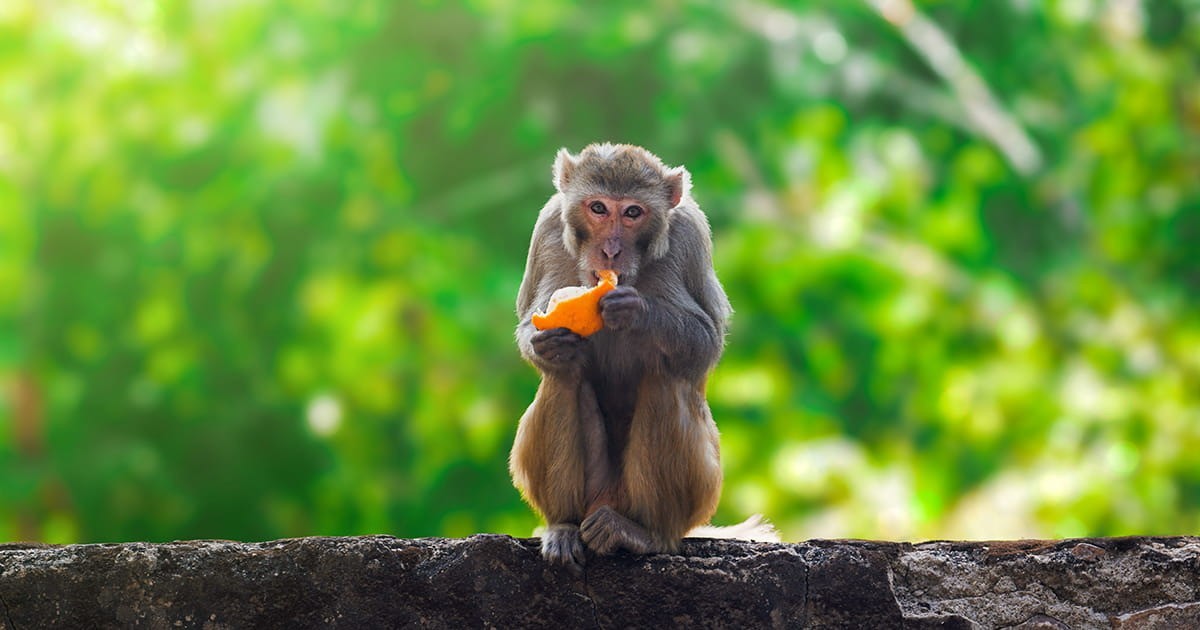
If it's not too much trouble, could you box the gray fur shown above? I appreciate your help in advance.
[511,145,731,570]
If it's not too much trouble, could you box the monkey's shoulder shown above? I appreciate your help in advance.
[666,203,712,238]
[661,202,716,265]
[532,193,567,233]
[533,193,588,255]
[527,194,575,259]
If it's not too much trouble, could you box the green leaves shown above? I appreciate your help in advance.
[1,0,1196,543]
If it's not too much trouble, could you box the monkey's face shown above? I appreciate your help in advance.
[573,194,663,285]
[555,144,687,285]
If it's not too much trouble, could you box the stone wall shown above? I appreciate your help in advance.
[1,535,1198,628]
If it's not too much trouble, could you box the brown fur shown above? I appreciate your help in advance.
[511,144,731,567]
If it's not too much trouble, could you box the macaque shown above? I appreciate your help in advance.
[511,143,774,570]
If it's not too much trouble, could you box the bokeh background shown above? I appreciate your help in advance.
[2,0,1198,545]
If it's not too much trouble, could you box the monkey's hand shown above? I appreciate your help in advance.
[580,506,655,555]
[530,327,587,371]
[599,286,647,332]
[542,523,587,575]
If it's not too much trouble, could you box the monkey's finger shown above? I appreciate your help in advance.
[533,328,584,348]
[533,334,585,359]
[600,296,647,318]
[600,306,644,332]
[535,332,584,349]
[533,327,582,341]
[601,285,641,300]
[534,342,582,362]
[601,293,646,310]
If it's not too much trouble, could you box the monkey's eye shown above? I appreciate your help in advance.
[589,201,607,215]
[624,205,644,219]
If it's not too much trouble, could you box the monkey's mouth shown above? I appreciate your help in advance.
[592,270,620,284]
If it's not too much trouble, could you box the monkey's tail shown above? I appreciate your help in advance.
[687,514,780,543]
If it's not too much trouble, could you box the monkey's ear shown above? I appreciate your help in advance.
[664,166,692,208]
[553,148,579,192]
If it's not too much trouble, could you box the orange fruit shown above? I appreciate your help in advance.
[531,270,618,337]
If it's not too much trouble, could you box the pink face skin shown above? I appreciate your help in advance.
[580,195,650,282]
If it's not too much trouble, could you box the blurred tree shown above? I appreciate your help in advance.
[0,0,1197,543]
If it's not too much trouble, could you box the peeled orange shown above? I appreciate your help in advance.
[531,270,618,337]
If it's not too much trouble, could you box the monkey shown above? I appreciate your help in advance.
[511,143,775,571]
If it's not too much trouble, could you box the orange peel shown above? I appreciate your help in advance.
[531,270,618,337]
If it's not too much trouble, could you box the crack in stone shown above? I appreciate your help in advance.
[801,557,810,627]
[0,589,17,630]
[582,567,602,630]
[999,613,1071,629]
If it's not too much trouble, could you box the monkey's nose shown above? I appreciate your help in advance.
[602,238,621,260]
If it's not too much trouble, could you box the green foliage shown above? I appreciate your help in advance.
[1,0,1197,543]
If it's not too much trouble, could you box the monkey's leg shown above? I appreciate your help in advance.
[580,505,656,555]
[543,381,619,568]
[616,381,723,553]
[511,378,591,570]
[576,375,653,557]
[578,382,614,513]
[529,381,610,571]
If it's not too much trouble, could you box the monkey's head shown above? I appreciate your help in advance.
[553,143,691,285]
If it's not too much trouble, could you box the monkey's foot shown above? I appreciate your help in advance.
[542,523,586,573]
[580,506,655,555]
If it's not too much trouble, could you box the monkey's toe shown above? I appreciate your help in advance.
[542,523,586,573]
[581,506,654,555]
[580,510,616,555]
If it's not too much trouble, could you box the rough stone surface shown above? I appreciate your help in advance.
[0,535,1197,628]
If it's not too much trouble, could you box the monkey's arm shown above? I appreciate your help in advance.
[515,197,589,373]
[601,206,731,379]
[644,291,726,377]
